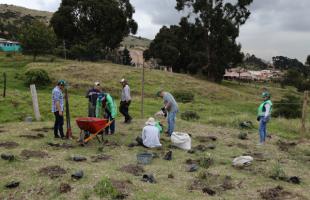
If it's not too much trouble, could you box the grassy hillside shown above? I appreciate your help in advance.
[0,53,309,199]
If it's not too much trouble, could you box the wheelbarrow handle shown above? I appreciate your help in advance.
[83,120,114,143]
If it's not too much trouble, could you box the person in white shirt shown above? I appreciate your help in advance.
[120,78,132,123]
[136,117,162,148]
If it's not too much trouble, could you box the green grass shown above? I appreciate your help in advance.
[0,53,309,139]
[0,53,310,199]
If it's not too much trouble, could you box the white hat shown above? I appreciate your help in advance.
[145,117,156,126]
[120,78,125,83]
[94,81,100,86]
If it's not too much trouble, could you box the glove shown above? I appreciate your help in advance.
[257,116,260,121]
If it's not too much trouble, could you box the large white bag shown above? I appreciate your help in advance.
[171,132,191,150]
[232,156,254,167]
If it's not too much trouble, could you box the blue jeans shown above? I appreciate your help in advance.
[167,111,177,136]
[104,109,115,134]
[259,117,269,143]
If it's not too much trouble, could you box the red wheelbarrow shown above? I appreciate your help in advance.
[76,117,113,144]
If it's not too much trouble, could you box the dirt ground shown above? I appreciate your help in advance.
[119,164,145,176]
[39,165,67,179]
[21,150,48,158]
[0,141,19,148]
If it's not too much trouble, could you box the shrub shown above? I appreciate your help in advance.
[94,177,120,199]
[272,94,301,119]
[173,90,194,103]
[24,69,51,87]
[181,111,200,121]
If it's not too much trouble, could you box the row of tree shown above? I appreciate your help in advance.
[144,0,253,82]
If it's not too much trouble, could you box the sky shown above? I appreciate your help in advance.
[1,0,310,62]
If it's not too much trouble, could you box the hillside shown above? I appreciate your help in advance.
[0,53,310,199]
[0,4,151,48]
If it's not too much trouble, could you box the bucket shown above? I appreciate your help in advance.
[137,152,153,165]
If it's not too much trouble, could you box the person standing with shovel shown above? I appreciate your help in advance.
[52,80,66,139]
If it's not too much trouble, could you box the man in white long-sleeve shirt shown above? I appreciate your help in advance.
[257,92,273,145]
[136,118,162,148]
[120,78,132,123]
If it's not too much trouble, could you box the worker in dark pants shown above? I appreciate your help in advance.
[52,80,66,139]
[119,78,132,123]
[86,81,101,117]
[96,93,117,135]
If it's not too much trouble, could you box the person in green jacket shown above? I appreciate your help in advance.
[257,91,273,145]
[96,93,117,135]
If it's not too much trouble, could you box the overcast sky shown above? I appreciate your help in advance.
[1,0,310,62]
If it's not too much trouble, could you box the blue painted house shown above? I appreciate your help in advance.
[0,38,22,52]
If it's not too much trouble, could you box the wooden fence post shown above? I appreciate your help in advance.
[141,60,145,118]
[301,90,309,138]
[3,72,6,98]
[30,84,41,121]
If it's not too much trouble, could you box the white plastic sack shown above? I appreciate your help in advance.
[232,156,254,167]
[171,132,191,150]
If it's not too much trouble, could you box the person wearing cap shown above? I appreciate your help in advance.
[119,78,132,123]
[96,92,117,134]
[157,90,179,136]
[86,82,101,117]
[52,80,66,139]
[257,91,273,145]
[136,117,162,148]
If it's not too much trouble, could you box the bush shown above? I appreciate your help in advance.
[269,162,287,181]
[272,94,301,119]
[173,90,194,103]
[24,69,51,87]
[181,111,200,121]
[94,177,120,199]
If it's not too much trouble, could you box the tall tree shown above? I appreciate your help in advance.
[122,47,132,66]
[50,0,138,60]
[175,0,253,82]
[19,21,56,61]
[306,55,310,66]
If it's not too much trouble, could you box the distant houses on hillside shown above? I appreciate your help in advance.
[224,68,283,82]
[0,38,21,52]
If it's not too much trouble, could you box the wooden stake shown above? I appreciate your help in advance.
[30,84,41,121]
[301,90,309,137]
[65,88,72,139]
[141,60,145,118]
[3,72,6,98]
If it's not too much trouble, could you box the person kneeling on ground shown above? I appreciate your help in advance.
[136,117,162,148]
[96,92,117,135]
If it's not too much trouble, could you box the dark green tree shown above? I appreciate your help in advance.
[306,55,310,66]
[175,0,253,82]
[50,0,138,60]
[122,47,132,66]
[244,54,268,69]
[19,21,56,61]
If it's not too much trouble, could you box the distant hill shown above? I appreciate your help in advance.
[0,4,151,47]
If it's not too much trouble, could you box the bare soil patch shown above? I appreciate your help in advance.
[47,142,75,149]
[196,135,217,143]
[277,140,297,151]
[39,165,66,179]
[0,141,19,149]
[32,127,53,132]
[103,139,120,147]
[259,186,302,200]
[91,154,112,162]
[21,150,48,158]
[120,164,145,176]
[59,183,71,193]
[19,133,45,139]
[111,179,132,199]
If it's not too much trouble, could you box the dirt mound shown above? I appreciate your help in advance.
[39,165,66,179]
[91,154,112,162]
[0,141,19,149]
[120,164,145,176]
[103,139,120,147]
[277,140,297,151]
[111,179,132,199]
[196,135,217,143]
[0,129,6,133]
[19,133,45,139]
[21,150,48,158]
[59,183,71,193]
[47,142,75,149]
[32,127,53,132]
[259,186,297,200]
